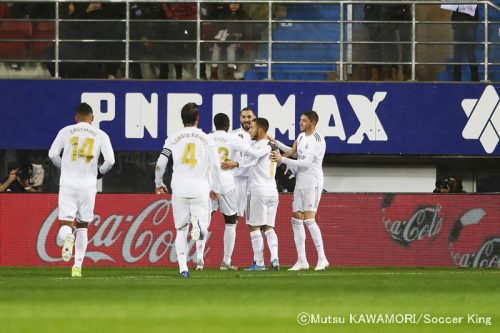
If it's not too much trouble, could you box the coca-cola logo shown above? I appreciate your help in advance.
[448,208,500,268]
[36,199,210,264]
[382,205,443,246]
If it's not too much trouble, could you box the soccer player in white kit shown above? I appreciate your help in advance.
[154,103,221,278]
[231,107,256,220]
[226,118,280,271]
[271,110,329,271]
[48,102,115,277]
[209,113,269,270]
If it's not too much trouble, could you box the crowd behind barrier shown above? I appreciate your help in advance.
[0,1,498,81]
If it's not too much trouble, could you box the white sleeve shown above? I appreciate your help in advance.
[230,135,251,153]
[243,143,271,159]
[275,139,293,152]
[238,153,258,169]
[154,139,171,188]
[48,130,64,169]
[281,154,315,168]
[98,133,115,175]
[208,142,222,193]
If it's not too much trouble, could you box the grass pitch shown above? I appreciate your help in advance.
[0,267,498,333]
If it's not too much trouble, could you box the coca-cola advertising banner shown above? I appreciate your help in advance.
[0,193,499,268]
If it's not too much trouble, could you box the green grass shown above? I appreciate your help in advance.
[0,267,499,333]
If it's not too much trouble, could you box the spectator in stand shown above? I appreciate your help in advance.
[46,2,124,79]
[451,5,479,81]
[161,2,209,80]
[363,3,382,81]
[380,4,412,81]
[210,3,252,80]
[129,2,165,79]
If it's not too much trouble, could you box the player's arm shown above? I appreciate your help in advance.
[48,130,64,169]
[242,143,271,159]
[279,139,298,158]
[154,139,171,194]
[270,150,315,168]
[208,142,222,195]
[98,134,115,179]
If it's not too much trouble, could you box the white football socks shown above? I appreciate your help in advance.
[175,227,189,273]
[196,239,206,263]
[291,217,307,263]
[264,229,279,262]
[223,224,236,265]
[57,225,73,242]
[73,228,88,268]
[250,230,264,266]
[304,219,326,261]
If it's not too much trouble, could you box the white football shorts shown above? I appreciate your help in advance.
[246,193,279,227]
[217,188,238,216]
[292,185,323,213]
[234,176,248,217]
[58,186,97,222]
[172,195,209,230]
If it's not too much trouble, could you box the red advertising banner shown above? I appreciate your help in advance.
[0,194,499,268]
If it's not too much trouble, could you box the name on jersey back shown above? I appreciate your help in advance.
[172,132,208,146]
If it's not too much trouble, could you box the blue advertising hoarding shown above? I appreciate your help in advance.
[1,80,499,155]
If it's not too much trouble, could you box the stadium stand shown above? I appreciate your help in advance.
[438,7,500,82]
[245,4,340,81]
[0,21,32,60]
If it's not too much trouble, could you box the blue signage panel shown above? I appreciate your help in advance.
[1,80,499,155]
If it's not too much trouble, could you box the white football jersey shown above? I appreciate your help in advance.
[231,128,253,178]
[294,131,325,189]
[245,139,278,197]
[48,122,115,190]
[160,127,220,197]
[208,130,251,194]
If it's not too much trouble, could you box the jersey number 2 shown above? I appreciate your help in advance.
[70,137,94,163]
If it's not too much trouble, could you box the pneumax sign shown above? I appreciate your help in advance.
[1,80,499,155]
[82,91,388,144]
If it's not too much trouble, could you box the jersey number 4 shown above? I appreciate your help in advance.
[70,137,94,163]
[182,143,198,168]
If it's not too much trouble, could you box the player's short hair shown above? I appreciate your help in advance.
[75,102,93,116]
[252,117,269,133]
[181,103,199,126]
[301,110,319,125]
[214,113,230,130]
[241,107,254,114]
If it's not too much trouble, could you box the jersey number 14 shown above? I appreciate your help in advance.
[70,136,94,163]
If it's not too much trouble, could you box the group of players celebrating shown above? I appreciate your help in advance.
[49,102,328,278]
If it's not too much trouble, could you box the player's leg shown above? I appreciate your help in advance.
[71,189,96,277]
[172,196,191,277]
[244,193,265,270]
[191,196,210,270]
[195,199,215,270]
[71,221,88,278]
[289,189,309,271]
[303,186,329,271]
[57,186,77,263]
[219,189,238,270]
[234,177,248,220]
[263,195,279,270]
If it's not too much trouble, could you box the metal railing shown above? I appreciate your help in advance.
[0,0,498,81]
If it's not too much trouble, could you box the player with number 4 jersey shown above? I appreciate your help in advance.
[155,103,221,278]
